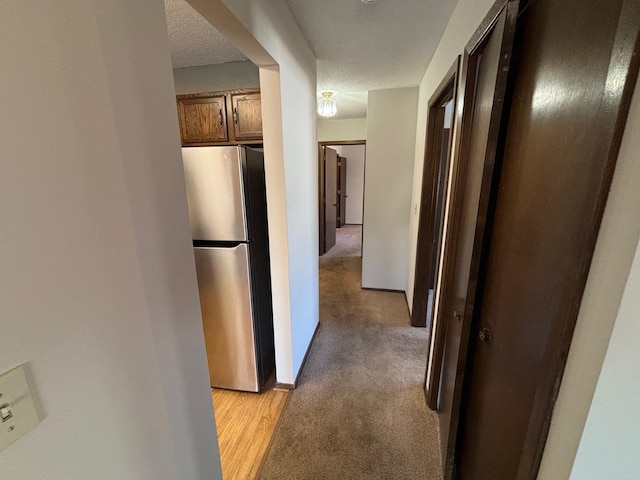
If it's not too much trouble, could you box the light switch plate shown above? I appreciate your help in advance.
[0,364,43,452]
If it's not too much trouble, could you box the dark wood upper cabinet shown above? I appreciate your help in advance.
[229,91,263,142]
[176,89,262,146]
[177,94,228,144]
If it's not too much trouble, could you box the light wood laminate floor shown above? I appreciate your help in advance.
[212,385,290,480]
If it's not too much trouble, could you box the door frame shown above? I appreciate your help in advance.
[318,140,366,255]
[412,59,459,331]
[321,146,339,253]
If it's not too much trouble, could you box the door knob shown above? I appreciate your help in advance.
[479,327,493,344]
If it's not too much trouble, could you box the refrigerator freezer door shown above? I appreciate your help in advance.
[194,244,259,392]
[183,146,248,242]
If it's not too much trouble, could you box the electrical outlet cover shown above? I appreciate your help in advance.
[0,364,42,452]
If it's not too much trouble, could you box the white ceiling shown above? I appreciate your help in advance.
[328,92,368,120]
[285,0,460,92]
[164,0,460,119]
[165,0,247,68]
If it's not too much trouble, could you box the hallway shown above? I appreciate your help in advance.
[260,225,442,479]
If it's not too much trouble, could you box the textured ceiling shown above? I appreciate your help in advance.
[165,0,247,68]
[164,0,460,119]
[285,0,460,93]
[326,92,368,120]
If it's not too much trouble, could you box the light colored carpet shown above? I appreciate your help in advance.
[260,225,442,479]
[323,224,362,258]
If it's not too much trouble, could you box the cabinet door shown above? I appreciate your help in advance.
[229,92,263,141]
[177,95,228,144]
[194,245,259,392]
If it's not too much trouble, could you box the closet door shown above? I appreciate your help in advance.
[452,0,640,478]
[431,1,520,476]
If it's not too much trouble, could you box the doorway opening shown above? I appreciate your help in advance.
[164,1,290,478]
[410,60,459,413]
[411,87,456,328]
[318,141,367,256]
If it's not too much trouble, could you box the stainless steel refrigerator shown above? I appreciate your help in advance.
[183,145,274,392]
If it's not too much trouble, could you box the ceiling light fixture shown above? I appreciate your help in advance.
[361,0,378,4]
[318,92,337,117]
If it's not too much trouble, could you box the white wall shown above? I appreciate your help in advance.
[362,88,418,291]
[406,0,496,309]
[188,0,318,383]
[0,0,221,478]
[173,60,260,94]
[336,145,366,225]
[538,75,640,479]
[569,235,640,478]
[318,118,367,142]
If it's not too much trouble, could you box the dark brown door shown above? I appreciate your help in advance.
[324,147,338,252]
[177,94,228,145]
[337,156,347,228]
[455,0,640,478]
[318,145,325,255]
[433,1,520,476]
[229,91,263,141]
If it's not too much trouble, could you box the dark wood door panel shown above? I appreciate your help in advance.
[437,28,504,461]
[456,0,640,478]
[324,147,338,252]
[434,3,520,476]
[338,156,347,228]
